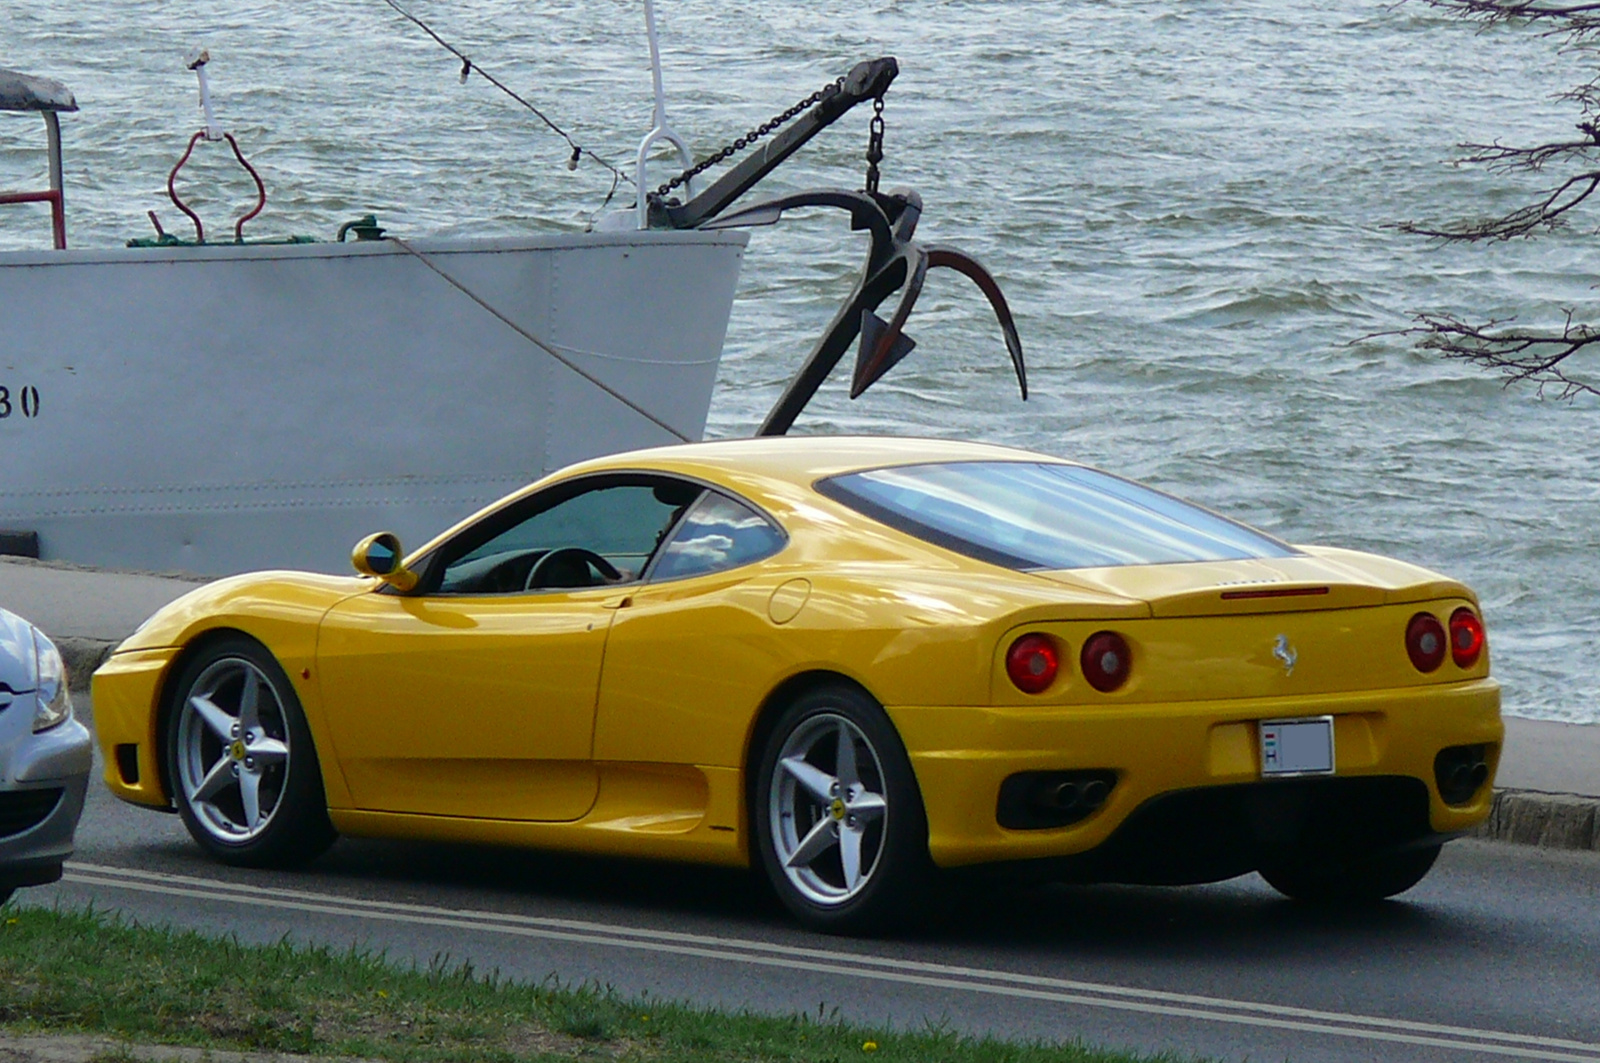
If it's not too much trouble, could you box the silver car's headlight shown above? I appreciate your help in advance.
[31,629,72,733]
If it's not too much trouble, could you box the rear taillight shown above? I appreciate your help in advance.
[1006,633,1060,694]
[1080,631,1132,692]
[1406,613,1447,673]
[1449,607,1485,668]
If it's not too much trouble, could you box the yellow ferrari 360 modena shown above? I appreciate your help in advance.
[93,436,1500,933]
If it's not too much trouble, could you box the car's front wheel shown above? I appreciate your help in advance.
[166,636,336,867]
[1259,843,1441,903]
[753,683,943,935]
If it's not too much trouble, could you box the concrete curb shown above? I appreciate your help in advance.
[0,1031,377,1063]
[55,637,117,693]
[0,554,211,583]
[1470,788,1599,852]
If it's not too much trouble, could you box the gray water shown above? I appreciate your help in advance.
[4,0,1597,722]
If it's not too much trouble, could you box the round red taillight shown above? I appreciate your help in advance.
[1080,631,1132,693]
[1449,607,1485,668]
[1406,613,1447,673]
[1006,633,1060,694]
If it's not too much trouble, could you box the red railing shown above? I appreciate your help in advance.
[0,188,66,250]
[166,130,266,244]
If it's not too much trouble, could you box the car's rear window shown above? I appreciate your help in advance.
[816,461,1297,570]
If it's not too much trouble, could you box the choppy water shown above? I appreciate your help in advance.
[4,0,1597,722]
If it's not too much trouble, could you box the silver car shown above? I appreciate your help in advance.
[0,607,91,902]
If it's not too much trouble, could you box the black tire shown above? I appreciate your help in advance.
[165,635,337,867]
[1259,843,1441,903]
[752,683,945,935]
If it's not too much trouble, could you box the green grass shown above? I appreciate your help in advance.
[0,906,1191,1063]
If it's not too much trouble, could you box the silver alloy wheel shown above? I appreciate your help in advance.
[768,712,889,906]
[174,656,292,843]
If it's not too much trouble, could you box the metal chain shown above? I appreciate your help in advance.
[655,76,846,199]
[865,95,885,194]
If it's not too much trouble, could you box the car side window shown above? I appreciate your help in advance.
[435,478,703,594]
[650,492,785,582]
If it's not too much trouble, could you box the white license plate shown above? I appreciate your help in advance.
[1259,716,1335,777]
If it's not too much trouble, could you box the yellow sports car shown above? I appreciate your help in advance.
[93,437,1500,933]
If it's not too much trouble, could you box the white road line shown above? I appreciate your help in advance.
[66,862,1593,1052]
[60,863,1600,1062]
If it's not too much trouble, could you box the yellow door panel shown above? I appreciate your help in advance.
[593,574,783,768]
[317,588,616,820]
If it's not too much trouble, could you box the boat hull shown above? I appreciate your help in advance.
[0,230,747,575]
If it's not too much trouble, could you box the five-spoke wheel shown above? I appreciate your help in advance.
[769,713,890,905]
[167,636,335,866]
[175,656,290,840]
[754,684,942,934]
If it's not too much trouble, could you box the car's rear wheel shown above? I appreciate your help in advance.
[166,636,336,867]
[1259,843,1441,903]
[753,683,943,935]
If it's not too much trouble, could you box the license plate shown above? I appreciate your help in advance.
[1259,716,1335,777]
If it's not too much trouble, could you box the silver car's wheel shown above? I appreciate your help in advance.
[175,656,292,842]
[166,636,336,867]
[768,713,889,906]
[754,684,944,934]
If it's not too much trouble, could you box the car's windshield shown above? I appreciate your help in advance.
[817,461,1297,570]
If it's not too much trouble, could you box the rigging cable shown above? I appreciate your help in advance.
[388,237,693,442]
[377,0,633,207]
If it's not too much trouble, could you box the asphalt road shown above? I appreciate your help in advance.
[15,704,1597,1063]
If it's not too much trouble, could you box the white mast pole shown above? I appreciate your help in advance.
[635,0,693,230]
[185,47,223,141]
[645,0,668,128]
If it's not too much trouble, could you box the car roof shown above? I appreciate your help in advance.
[555,435,1073,489]
[406,436,1078,565]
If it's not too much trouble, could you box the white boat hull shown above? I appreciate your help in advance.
[0,230,747,575]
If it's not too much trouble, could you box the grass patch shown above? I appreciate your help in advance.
[0,905,1191,1062]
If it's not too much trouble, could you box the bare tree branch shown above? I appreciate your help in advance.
[1417,0,1600,34]
[1383,311,1600,398]
[1556,78,1600,115]
[1394,170,1600,238]
[1393,1,1600,398]
[1456,136,1599,170]
[1390,7,1600,242]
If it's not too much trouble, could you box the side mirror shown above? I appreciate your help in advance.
[351,531,418,592]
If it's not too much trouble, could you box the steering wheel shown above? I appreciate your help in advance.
[524,547,622,590]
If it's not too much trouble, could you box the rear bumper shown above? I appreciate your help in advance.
[976,775,1445,886]
[888,678,1501,870]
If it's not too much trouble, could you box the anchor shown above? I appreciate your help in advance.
[702,186,1027,435]
[656,56,1026,435]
